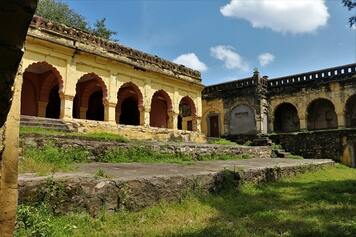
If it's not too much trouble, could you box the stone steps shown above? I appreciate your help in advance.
[20,115,71,132]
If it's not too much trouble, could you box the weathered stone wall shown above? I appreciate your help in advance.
[269,129,356,167]
[63,118,207,143]
[20,133,273,159]
[18,159,334,215]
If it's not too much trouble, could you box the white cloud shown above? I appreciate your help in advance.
[210,45,249,71]
[220,0,329,34]
[258,53,275,67]
[173,53,207,72]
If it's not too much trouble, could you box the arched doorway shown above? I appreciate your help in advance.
[116,82,143,126]
[273,103,300,132]
[229,104,256,135]
[73,73,107,121]
[21,62,63,118]
[178,96,196,131]
[307,98,338,130]
[150,90,172,128]
[345,94,356,127]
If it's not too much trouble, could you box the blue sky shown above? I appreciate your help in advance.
[62,0,355,85]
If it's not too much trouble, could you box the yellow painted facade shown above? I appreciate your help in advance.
[20,17,205,141]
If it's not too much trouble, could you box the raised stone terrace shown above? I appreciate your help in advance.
[19,158,333,215]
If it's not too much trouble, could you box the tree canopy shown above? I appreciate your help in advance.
[342,0,356,27]
[36,0,116,40]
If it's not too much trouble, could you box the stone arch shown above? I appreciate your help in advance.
[21,61,63,118]
[116,82,143,125]
[229,104,256,135]
[73,73,108,121]
[178,96,197,131]
[150,90,172,128]
[307,98,338,130]
[345,94,356,127]
[273,103,300,132]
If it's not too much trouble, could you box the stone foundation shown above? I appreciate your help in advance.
[18,159,334,215]
[20,133,272,159]
[269,128,356,167]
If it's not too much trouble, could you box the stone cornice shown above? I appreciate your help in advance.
[29,16,201,82]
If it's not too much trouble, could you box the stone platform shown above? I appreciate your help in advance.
[19,158,334,215]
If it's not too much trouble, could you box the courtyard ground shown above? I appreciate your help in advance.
[16,162,356,237]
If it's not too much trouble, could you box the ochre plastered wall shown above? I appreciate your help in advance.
[21,33,203,132]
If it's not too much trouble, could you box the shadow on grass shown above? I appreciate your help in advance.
[169,170,356,237]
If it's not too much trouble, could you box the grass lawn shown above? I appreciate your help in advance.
[16,164,356,237]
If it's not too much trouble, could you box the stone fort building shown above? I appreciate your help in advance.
[20,16,356,166]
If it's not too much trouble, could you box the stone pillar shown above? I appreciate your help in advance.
[139,107,150,127]
[300,117,307,130]
[195,116,201,132]
[37,101,48,117]
[79,107,87,119]
[60,94,74,119]
[337,113,346,128]
[168,111,178,129]
[105,102,116,123]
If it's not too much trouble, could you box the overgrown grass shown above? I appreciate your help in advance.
[20,126,128,143]
[208,138,236,145]
[19,144,89,175]
[20,145,250,174]
[16,164,356,237]
[97,147,250,164]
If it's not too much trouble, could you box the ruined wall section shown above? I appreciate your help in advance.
[202,71,268,137]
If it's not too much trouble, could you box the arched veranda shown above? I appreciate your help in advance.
[150,90,173,128]
[21,61,63,119]
[116,82,143,126]
[307,98,338,130]
[273,103,300,132]
[72,73,108,121]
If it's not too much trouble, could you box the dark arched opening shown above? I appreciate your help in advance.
[45,85,60,119]
[150,90,172,128]
[116,82,143,126]
[86,90,104,121]
[345,95,356,128]
[21,62,63,118]
[73,73,107,121]
[178,96,196,131]
[307,98,338,130]
[273,103,300,132]
[119,97,140,125]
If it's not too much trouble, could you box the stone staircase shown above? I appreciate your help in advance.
[20,115,71,132]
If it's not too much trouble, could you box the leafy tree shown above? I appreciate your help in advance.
[342,0,356,27]
[91,18,117,40]
[35,0,116,40]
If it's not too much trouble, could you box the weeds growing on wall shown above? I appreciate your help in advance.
[20,127,128,143]
[19,143,89,175]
